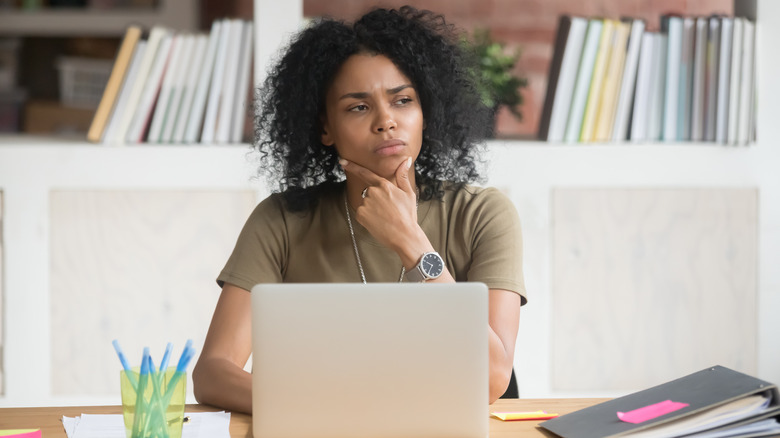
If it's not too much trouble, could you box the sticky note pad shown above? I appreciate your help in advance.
[617,400,689,424]
[491,411,560,421]
[0,430,42,438]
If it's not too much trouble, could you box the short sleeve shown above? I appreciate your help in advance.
[217,194,287,291]
[464,188,527,305]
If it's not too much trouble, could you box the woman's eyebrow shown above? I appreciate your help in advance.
[338,84,414,100]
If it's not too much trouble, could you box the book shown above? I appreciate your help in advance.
[101,40,147,144]
[160,34,196,143]
[612,18,645,142]
[629,32,655,142]
[184,20,222,144]
[647,33,667,141]
[231,21,254,144]
[215,19,245,144]
[737,19,755,145]
[580,19,615,142]
[538,15,588,142]
[678,17,695,141]
[715,17,733,144]
[540,365,780,438]
[172,34,208,144]
[110,26,169,145]
[564,19,603,143]
[146,33,184,143]
[690,17,708,141]
[86,25,142,143]
[704,16,721,142]
[200,18,232,144]
[727,17,744,146]
[594,19,630,142]
[125,32,174,143]
[662,15,682,142]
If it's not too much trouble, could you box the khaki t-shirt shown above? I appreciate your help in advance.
[218,183,526,304]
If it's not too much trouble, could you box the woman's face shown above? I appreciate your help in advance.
[321,53,424,180]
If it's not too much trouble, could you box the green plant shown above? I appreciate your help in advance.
[463,28,528,120]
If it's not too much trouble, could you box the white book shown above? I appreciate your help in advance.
[173,34,209,144]
[546,16,588,142]
[737,19,755,145]
[102,41,146,145]
[727,17,744,146]
[147,34,184,143]
[678,17,695,141]
[662,16,682,142]
[126,33,174,143]
[691,17,708,141]
[184,20,222,144]
[716,17,733,144]
[612,19,645,142]
[630,32,655,142]
[564,19,603,143]
[231,21,254,143]
[705,16,721,142]
[161,34,196,143]
[201,19,232,144]
[215,19,245,144]
[648,34,667,141]
[110,26,168,145]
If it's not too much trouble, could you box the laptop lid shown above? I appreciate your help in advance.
[251,282,489,438]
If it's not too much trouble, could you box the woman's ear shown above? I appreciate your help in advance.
[321,117,334,146]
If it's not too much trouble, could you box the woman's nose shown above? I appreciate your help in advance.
[373,108,397,133]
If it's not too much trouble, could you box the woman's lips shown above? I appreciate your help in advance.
[375,139,406,155]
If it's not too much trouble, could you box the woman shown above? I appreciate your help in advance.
[193,6,526,414]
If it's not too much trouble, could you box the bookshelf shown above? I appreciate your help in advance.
[0,0,778,407]
[0,0,197,37]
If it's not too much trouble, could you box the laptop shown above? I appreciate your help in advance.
[251,282,489,438]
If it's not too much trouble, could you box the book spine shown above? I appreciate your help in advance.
[715,17,733,144]
[662,15,682,142]
[564,19,603,143]
[613,19,645,142]
[538,15,574,141]
[691,17,708,142]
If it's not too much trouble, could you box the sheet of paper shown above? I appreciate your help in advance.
[63,412,230,438]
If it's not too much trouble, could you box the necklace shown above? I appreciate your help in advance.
[344,190,418,283]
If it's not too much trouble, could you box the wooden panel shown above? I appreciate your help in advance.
[49,190,256,396]
[551,188,757,391]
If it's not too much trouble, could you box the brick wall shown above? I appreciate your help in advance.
[213,0,733,138]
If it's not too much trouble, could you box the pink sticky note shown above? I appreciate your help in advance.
[617,400,689,424]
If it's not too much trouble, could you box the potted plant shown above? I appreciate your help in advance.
[463,28,528,122]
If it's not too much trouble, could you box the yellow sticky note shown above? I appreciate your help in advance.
[491,411,559,421]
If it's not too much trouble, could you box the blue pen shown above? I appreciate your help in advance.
[112,339,138,389]
[131,347,151,438]
[163,340,196,403]
[159,342,173,374]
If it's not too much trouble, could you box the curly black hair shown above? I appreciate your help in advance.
[254,5,493,211]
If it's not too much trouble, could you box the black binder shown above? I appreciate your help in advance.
[539,365,780,438]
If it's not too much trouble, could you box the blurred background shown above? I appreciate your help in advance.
[1,0,733,138]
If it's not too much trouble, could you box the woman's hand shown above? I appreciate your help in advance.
[340,157,431,265]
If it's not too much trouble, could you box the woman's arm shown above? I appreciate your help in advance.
[487,289,522,402]
[192,283,253,414]
[342,159,523,403]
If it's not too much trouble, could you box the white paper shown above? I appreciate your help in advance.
[62,411,231,438]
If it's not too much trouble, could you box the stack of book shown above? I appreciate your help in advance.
[87,19,254,145]
[538,14,756,145]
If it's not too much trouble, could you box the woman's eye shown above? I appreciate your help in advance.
[396,97,413,105]
[349,104,368,112]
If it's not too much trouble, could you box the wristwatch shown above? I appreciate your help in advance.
[404,251,444,282]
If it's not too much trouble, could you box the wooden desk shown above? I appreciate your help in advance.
[0,398,607,437]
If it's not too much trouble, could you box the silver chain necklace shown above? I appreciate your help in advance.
[344,191,418,284]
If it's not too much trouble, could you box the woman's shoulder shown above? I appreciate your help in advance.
[439,182,512,207]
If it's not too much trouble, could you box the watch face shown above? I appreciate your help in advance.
[421,253,444,278]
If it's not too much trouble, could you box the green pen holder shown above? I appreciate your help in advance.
[120,368,186,438]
